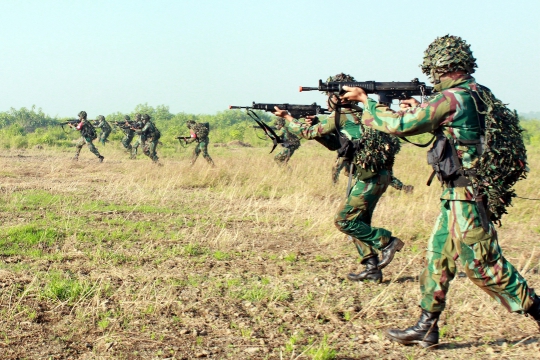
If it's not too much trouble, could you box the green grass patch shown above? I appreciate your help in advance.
[0,224,62,257]
[41,271,95,304]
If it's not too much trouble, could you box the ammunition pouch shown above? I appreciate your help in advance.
[426,128,481,188]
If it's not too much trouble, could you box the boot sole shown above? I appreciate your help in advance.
[386,333,437,348]
[377,239,404,270]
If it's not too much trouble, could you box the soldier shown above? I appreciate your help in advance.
[95,115,112,145]
[341,35,540,347]
[185,120,214,166]
[273,117,301,165]
[69,111,104,162]
[130,113,144,159]
[120,115,135,151]
[274,73,405,283]
[136,114,161,163]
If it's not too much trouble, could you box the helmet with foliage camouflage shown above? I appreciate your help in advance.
[97,115,105,121]
[135,113,142,121]
[275,117,285,129]
[124,115,131,121]
[187,120,196,128]
[421,35,477,83]
[142,114,151,121]
[326,72,356,83]
[78,111,87,119]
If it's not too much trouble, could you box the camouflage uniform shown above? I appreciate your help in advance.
[135,115,160,162]
[186,121,214,166]
[130,114,144,159]
[361,75,537,314]
[95,115,112,145]
[274,119,301,165]
[120,115,135,151]
[287,108,396,262]
[73,112,103,161]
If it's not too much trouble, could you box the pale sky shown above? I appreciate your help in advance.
[1,0,539,118]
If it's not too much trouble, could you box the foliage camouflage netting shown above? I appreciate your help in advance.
[473,85,528,221]
[354,124,401,173]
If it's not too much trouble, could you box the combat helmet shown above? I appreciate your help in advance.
[97,115,105,121]
[135,113,142,121]
[421,35,477,83]
[78,111,87,119]
[142,114,151,121]
[124,115,131,121]
[186,120,196,128]
[327,72,356,83]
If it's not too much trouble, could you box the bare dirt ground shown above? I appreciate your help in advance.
[0,144,539,359]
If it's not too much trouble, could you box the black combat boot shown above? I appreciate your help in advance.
[377,237,404,270]
[98,155,104,163]
[386,309,440,348]
[526,295,540,330]
[347,256,382,283]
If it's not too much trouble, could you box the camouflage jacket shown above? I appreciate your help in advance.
[275,126,301,149]
[137,121,160,140]
[76,120,97,140]
[186,123,209,143]
[96,119,112,133]
[361,75,483,201]
[287,108,382,179]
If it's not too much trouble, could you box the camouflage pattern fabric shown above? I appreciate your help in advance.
[191,138,214,165]
[131,137,143,159]
[287,108,394,262]
[420,199,535,313]
[121,130,134,151]
[273,126,300,165]
[332,156,350,184]
[361,74,537,313]
[186,122,214,165]
[75,135,101,158]
[334,170,392,254]
[96,118,112,145]
[141,121,160,162]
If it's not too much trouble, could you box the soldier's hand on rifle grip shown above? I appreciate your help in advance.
[304,115,317,126]
[340,86,368,104]
[400,98,420,108]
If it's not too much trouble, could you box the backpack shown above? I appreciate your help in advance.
[195,122,209,138]
[334,108,401,173]
[471,85,528,221]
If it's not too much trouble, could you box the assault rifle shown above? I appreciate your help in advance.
[230,102,329,119]
[299,78,433,106]
[114,120,136,129]
[229,102,329,153]
[176,135,192,144]
[57,119,80,132]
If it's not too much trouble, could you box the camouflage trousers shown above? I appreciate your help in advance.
[420,199,536,313]
[331,156,351,184]
[75,136,101,158]
[334,171,392,262]
[274,146,298,165]
[191,139,214,165]
[122,131,134,151]
[143,137,159,162]
[99,129,111,145]
[131,136,144,159]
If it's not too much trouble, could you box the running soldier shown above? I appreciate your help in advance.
[69,111,104,162]
[185,120,215,166]
[273,117,301,165]
[130,113,144,159]
[341,35,540,347]
[274,73,405,283]
[95,115,112,145]
[120,115,135,151]
[137,114,161,163]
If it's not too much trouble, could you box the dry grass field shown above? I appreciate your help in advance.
[0,142,539,359]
